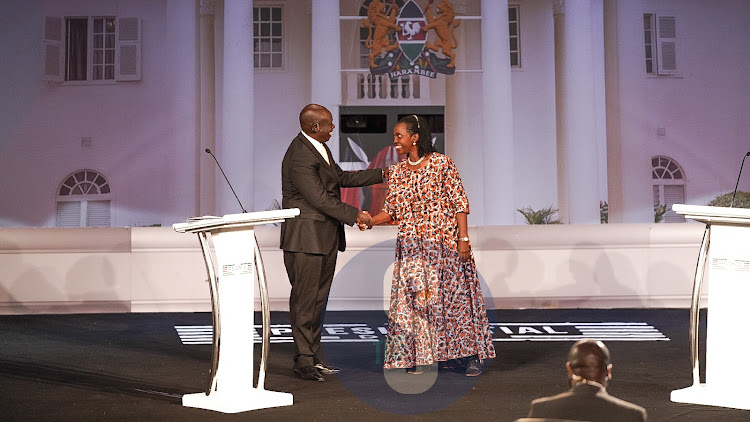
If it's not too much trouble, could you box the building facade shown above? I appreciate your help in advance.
[0,0,748,228]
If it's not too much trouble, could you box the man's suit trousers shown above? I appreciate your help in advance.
[284,237,339,369]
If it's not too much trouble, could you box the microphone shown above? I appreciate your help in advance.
[205,148,247,213]
[730,151,750,207]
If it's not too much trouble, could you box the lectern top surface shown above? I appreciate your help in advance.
[186,216,221,221]
[173,208,300,233]
[672,204,750,225]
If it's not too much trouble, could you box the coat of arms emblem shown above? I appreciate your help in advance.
[361,0,460,79]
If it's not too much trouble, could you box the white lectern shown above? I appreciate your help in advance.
[670,204,750,410]
[173,209,299,413]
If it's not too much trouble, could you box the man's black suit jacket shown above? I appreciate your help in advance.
[280,133,383,254]
[528,383,647,422]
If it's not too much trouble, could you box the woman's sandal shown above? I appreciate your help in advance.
[406,365,428,375]
[439,359,460,370]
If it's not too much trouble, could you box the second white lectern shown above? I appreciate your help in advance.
[173,209,299,413]
[670,204,750,410]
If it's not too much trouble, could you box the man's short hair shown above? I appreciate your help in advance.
[568,340,610,382]
[299,104,327,129]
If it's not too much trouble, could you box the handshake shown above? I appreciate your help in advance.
[356,210,373,231]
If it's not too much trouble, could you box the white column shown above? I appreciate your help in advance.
[199,0,217,216]
[554,0,601,224]
[446,6,484,225]
[220,0,254,214]
[311,0,342,160]
[166,0,200,221]
[481,0,515,225]
[591,0,608,212]
[605,0,651,223]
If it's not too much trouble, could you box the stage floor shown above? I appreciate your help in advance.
[0,308,747,421]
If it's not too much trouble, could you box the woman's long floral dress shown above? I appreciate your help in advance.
[382,153,496,368]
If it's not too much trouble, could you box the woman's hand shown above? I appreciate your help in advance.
[361,212,393,230]
[457,239,471,261]
[456,213,470,261]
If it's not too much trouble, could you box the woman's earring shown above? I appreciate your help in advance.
[412,142,417,145]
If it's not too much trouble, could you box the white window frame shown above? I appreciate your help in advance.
[643,13,678,76]
[509,4,521,69]
[56,169,112,227]
[89,17,116,81]
[253,5,285,71]
[652,156,686,223]
[43,16,141,83]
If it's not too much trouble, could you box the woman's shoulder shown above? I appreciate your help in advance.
[431,152,449,160]
[430,153,455,166]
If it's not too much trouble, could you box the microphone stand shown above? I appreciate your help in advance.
[730,152,750,208]
[205,148,247,213]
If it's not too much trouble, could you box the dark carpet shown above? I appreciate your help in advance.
[0,308,747,421]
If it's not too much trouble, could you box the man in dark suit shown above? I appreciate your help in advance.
[526,340,648,422]
[281,104,386,382]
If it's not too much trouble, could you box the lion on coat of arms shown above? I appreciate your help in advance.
[422,0,461,68]
[362,0,402,68]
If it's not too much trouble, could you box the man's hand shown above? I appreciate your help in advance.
[356,211,372,228]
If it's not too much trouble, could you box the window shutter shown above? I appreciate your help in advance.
[86,200,111,227]
[656,16,677,75]
[56,202,82,227]
[663,185,685,223]
[115,17,141,81]
[43,16,64,82]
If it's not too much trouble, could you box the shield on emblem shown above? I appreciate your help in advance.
[396,0,427,64]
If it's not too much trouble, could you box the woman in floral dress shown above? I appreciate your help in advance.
[361,115,495,376]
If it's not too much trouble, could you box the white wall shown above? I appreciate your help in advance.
[511,0,558,217]
[0,0,192,228]
[251,2,313,212]
[611,0,750,223]
[643,0,750,205]
[0,223,706,314]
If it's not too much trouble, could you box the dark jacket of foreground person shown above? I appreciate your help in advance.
[528,381,647,421]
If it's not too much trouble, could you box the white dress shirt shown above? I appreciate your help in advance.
[301,131,330,165]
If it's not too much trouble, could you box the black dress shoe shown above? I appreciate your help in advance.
[465,356,483,377]
[294,366,325,382]
[314,363,341,374]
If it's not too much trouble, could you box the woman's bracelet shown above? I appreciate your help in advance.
[458,237,469,242]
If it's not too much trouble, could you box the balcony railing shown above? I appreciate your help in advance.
[342,71,430,105]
